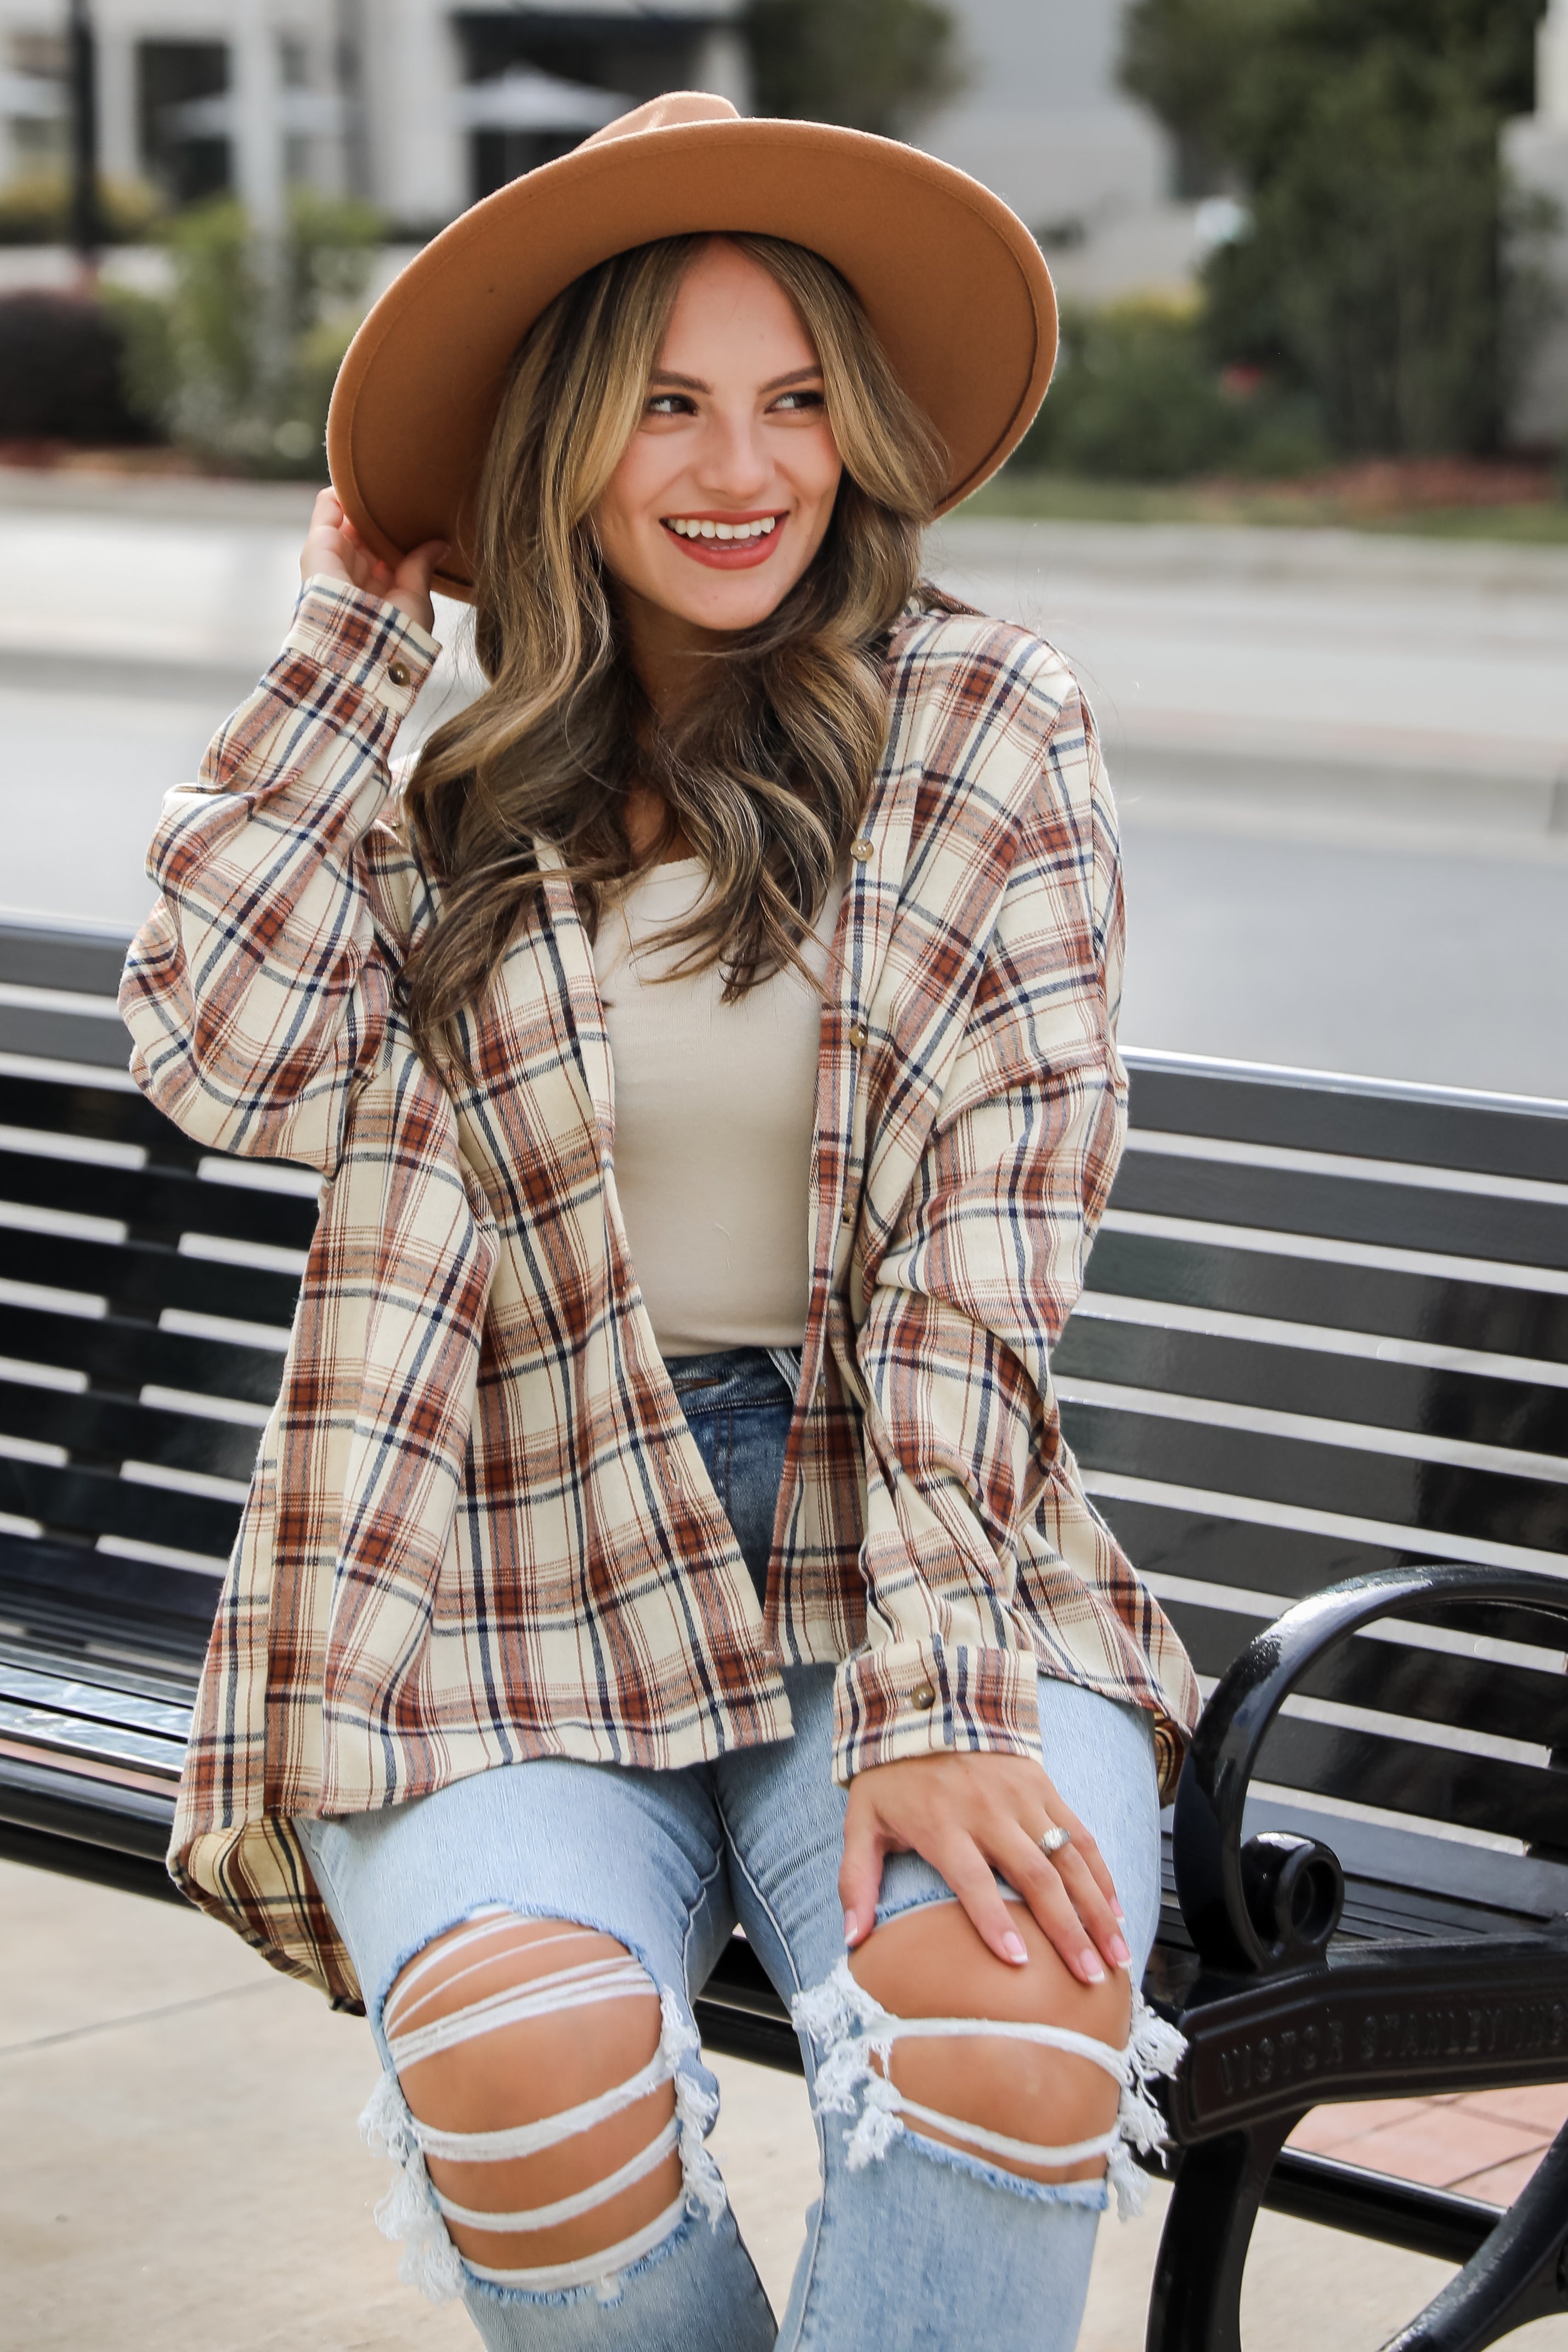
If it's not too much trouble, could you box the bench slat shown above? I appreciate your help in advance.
[0,1537,219,1664]
[0,1457,237,1559]
[0,1071,201,1157]
[0,1377,264,1482]
[0,923,134,1000]
[1127,1062,1568,1187]
[1254,1713,1566,1850]
[1063,1399,1568,1555]
[1086,1229,1568,1369]
[1166,1598,1568,1748]
[0,1302,287,1405]
[1113,1152,1568,1275]
[1094,1497,1568,1660]
[0,1007,133,1070]
[0,1146,316,1251]
[0,1233,298,1332]
[1057,1318,1568,1455]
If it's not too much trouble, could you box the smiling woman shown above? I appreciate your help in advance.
[394,228,945,1062]
[120,88,1198,2352]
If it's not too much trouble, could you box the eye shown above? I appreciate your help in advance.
[646,392,696,417]
[771,389,825,414]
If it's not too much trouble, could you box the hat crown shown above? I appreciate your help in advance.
[582,91,740,151]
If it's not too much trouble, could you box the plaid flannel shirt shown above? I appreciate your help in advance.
[121,578,1199,2002]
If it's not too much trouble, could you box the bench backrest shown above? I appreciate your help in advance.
[3,918,1566,1885]
[1057,1055,1568,1887]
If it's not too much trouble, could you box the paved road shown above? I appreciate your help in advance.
[3,478,1566,1098]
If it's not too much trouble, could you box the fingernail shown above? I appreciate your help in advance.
[1110,1933,1131,1967]
[1080,1950,1105,1983]
[1113,1903,1127,1923]
[1003,1931,1028,1965]
[842,1910,858,1947]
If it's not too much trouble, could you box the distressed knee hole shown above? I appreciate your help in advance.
[794,1902,1185,2219]
[368,1907,714,2293]
[850,1905,1130,2184]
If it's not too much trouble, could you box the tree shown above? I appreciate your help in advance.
[744,0,966,139]
[1119,0,1550,453]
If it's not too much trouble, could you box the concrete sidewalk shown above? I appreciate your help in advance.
[9,1857,1564,2351]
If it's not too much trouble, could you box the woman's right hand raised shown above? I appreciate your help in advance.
[301,487,449,638]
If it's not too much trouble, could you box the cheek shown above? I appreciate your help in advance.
[797,431,844,513]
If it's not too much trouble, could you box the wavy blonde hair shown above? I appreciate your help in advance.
[400,233,948,1069]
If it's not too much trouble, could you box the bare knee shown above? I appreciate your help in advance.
[383,1911,681,2273]
[848,1903,1132,2184]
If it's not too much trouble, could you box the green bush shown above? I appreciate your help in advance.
[1119,0,1551,456]
[97,282,179,429]
[744,0,965,134]
[0,169,165,246]
[0,290,153,440]
[1016,301,1326,480]
[148,189,382,472]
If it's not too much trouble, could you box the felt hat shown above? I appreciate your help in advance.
[326,92,1056,602]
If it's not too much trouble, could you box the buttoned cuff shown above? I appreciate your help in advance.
[285,577,441,723]
[831,1640,1042,1783]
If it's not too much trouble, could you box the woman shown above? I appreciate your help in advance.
[122,93,1198,2352]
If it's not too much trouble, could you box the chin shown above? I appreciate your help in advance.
[665,580,795,634]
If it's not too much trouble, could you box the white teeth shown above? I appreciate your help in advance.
[664,516,779,541]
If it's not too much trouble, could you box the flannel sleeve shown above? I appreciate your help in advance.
[118,578,439,1174]
[833,688,1128,1779]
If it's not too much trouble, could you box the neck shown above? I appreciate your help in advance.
[615,583,723,723]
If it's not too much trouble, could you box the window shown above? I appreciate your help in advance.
[137,40,230,206]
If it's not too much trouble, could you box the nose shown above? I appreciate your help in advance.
[693,402,771,503]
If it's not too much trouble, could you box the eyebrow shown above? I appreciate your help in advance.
[648,364,825,394]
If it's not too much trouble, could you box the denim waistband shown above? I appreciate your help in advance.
[663,1345,796,1411]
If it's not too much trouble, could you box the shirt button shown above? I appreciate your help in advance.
[840,1201,854,1226]
[387,660,413,687]
[847,1022,868,1049]
[911,1684,936,1711]
[815,1377,827,1402]
[850,838,873,863]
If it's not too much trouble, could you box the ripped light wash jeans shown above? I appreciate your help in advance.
[296,1349,1169,2352]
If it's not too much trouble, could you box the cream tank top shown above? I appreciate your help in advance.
[592,858,846,1358]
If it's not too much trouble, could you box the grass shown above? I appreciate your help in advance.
[957,468,1568,544]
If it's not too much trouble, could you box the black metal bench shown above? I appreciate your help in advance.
[2,912,1565,2352]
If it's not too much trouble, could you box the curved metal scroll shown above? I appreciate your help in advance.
[1172,1563,1568,1976]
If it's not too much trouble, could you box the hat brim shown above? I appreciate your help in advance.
[327,117,1056,604]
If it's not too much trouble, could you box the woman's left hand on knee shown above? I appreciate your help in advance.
[838,1750,1132,1983]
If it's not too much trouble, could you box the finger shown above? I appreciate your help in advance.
[1051,1844,1131,1971]
[837,1803,887,1951]
[1005,1829,1127,1977]
[395,536,450,592]
[929,1838,1032,1967]
[1050,1808,1121,1920]
[995,1827,1114,1981]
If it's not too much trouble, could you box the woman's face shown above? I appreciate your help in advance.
[592,241,844,643]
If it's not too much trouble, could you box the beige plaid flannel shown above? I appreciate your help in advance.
[121,579,1198,2001]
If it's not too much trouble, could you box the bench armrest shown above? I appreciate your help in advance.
[1173,1562,1568,1974]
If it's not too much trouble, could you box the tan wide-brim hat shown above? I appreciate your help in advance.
[327,92,1056,603]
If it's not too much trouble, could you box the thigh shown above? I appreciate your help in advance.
[712,1667,1162,1991]
[1033,1672,1164,1974]
[298,1760,775,2352]
[717,1670,1167,2352]
[301,1755,733,2037]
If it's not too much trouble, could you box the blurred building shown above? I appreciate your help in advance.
[0,0,1191,290]
[926,0,1164,226]
[1505,0,1568,447]
[0,1,750,230]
